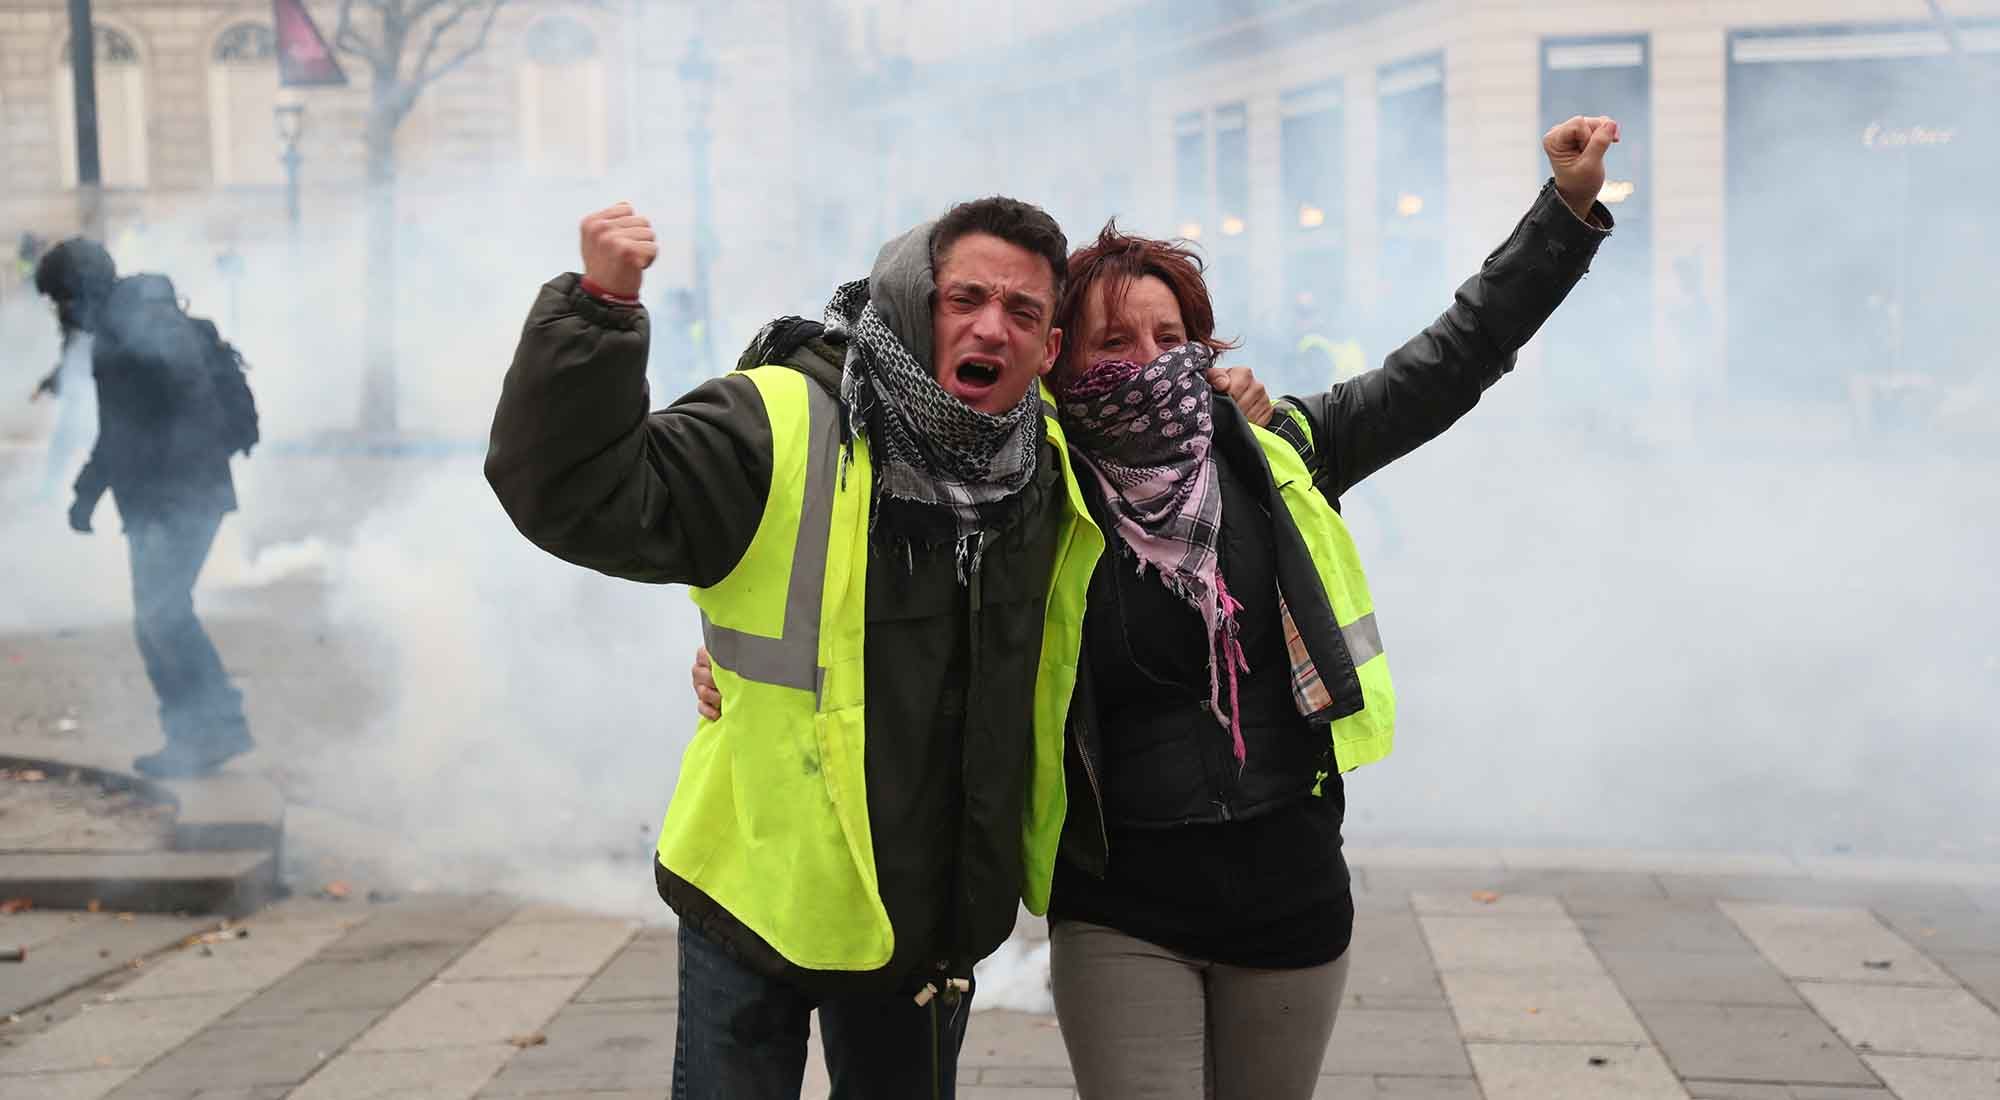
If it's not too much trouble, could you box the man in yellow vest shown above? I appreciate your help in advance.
[489,196,1270,1098]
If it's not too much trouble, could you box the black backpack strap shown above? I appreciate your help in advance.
[1269,398,1341,510]
[736,316,825,372]
[1268,398,1317,468]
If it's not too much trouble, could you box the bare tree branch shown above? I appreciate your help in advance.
[402,0,453,32]
[409,0,477,85]
[333,0,374,62]
[412,0,507,91]
[334,0,403,61]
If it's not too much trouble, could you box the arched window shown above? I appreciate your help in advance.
[208,23,282,185]
[84,26,140,64]
[54,26,148,188]
[213,23,276,63]
[519,15,607,178]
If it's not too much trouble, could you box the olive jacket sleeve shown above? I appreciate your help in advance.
[485,273,773,588]
[1286,179,1613,500]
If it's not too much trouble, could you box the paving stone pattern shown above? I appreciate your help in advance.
[0,865,1995,1099]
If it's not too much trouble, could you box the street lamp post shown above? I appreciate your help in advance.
[274,101,305,233]
[678,34,716,378]
[66,0,104,237]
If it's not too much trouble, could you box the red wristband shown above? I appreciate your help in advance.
[579,276,641,307]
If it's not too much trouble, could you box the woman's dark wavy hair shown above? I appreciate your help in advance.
[1055,221,1237,376]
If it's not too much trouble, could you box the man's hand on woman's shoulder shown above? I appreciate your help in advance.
[1206,364,1274,427]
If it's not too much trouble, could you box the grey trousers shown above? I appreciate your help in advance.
[1050,920,1350,1100]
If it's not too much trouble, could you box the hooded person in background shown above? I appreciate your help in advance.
[70,273,259,778]
[487,195,1268,1100]
[30,238,116,499]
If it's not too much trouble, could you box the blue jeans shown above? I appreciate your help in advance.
[127,509,249,750]
[672,923,973,1100]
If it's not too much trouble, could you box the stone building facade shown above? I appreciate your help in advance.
[0,0,852,435]
[843,0,2000,434]
[0,0,847,305]
[3,0,1994,437]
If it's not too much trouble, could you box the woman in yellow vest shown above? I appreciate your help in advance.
[1036,119,1619,1099]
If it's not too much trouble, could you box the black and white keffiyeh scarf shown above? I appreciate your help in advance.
[1057,341,1250,763]
[822,278,1041,579]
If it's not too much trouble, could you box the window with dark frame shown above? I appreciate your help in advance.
[1375,53,1446,358]
[1210,102,1250,348]
[1539,34,1652,424]
[1281,78,1346,390]
[1173,109,1208,243]
[1726,22,1997,416]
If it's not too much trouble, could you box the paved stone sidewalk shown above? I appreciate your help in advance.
[1,858,1995,1100]
[3,457,1995,1097]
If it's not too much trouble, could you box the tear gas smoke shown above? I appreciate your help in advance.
[3,1,1994,1013]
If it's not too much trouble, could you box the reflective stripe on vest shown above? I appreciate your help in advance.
[1342,610,1384,667]
[1260,403,1397,773]
[696,371,840,702]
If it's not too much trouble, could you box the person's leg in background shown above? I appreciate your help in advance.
[1050,920,1209,1100]
[819,978,976,1100]
[127,508,251,776]
[672,922,814,1100]
[1204,950,1350,1100]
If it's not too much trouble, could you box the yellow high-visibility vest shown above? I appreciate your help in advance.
[1261,406,1396,772]
[657,367,1103,971]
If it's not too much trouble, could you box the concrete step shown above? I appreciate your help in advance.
[0,849,277,915]
[159,772,284,852]
[0,738,286,917]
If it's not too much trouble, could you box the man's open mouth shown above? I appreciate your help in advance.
[955,360,1001,387]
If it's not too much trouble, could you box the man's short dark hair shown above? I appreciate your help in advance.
[931,196,1068,305]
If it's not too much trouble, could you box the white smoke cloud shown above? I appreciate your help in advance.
[1340,419,2000,861]
[292,456,698,918]
[6,3,1995,1007]
[975,936,1055,1014]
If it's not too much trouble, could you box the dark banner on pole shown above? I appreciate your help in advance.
[272,0,346,87]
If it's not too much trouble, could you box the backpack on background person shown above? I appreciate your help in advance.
[197,317,260,457]
[95,274,259,458]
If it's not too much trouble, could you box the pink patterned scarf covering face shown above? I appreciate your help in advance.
[1055,342,1250,763]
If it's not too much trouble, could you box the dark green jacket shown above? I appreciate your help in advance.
[486,281,1065,995]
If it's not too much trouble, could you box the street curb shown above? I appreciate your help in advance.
[0,742,283,916]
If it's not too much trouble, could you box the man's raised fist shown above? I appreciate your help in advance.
[580,202,658,299]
